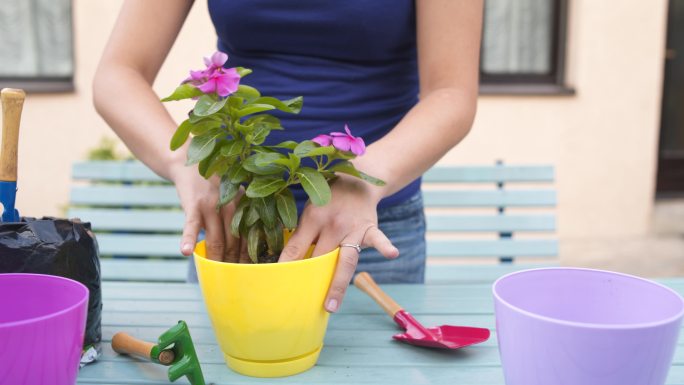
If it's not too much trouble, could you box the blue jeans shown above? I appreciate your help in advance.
[187,192,426,284]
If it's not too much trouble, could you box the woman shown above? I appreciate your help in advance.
[93,0,482,313]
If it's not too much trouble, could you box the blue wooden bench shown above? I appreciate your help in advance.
[69,161,557,283]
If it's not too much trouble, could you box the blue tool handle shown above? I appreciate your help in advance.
[0,89,24,183]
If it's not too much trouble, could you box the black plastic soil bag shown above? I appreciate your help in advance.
[0,217,102,347]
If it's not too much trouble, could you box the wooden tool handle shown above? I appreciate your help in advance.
[353,271,403,317]
[0,89,25,182]
[112,332,175,365]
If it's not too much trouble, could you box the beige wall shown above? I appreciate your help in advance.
[443,0,669,239]
[11,0,668,241]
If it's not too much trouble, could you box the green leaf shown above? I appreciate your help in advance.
[306,145,336,157]
[294,141,336,157]
[234,122,254,136]
[294,141,317,157]
[245,203,260,227]
[220,139,243,157]
[161,84,203,102]
[243,155,286,175]
[329,160,360,177]
[190,120,223,136]
[270,141,298,150]
[253,96,303,114]
[226,161,248,184]
[276,189,297,229]
[296,167,331,206]
[218,175,239,207]
[186,133,219,165]
[197,145,220,178]
[329,161,386,186]
[272,153,300,171]
[254,152,286,167]
[254,196,278,229]
[188,111,220,124]
[246,176,286,198]
[194,95,228,116]
[228,96,244,111]
[357,170,387,186]
[233,84,260,101]
[247,224,261,263]
[230,196,249,237]
[236,67,252,77]
[236,103,276,118]
[244,115,282,145]
[264,222,284,255]
[170,120,192,150]
[205,156,230,178]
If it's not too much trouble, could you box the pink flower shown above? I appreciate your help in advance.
[183,51,240,97]
[312,125,366,156]
[197,67,240,97]
[312,134,333,146]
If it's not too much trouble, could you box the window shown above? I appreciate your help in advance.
[0,0,74,92]
[480,0,572,94]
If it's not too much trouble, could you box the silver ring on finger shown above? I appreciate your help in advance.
[340,243,362,254]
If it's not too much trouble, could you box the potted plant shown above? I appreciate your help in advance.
[162,51,383,377]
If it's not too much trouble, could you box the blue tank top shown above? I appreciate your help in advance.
[208,0,420,211]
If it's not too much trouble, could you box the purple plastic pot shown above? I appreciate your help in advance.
[0,273,89,385]
[493,268,684,385]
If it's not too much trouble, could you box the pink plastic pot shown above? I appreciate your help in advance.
[493,268,684,385]
[0,273,89,385]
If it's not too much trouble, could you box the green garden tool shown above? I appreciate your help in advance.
[113,321,205,385]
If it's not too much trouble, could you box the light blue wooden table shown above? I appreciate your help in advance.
[77,275,684,385]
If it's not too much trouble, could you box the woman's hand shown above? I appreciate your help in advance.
[278,174,399,313]
[169,164,249,263]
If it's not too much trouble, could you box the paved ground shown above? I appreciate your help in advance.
[562,199,684,278]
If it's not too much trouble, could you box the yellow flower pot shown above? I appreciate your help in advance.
[193,240,339,377]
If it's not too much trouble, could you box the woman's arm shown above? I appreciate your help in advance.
[93,0,246,262]
[281,0,483,312]
[355,0,483,194]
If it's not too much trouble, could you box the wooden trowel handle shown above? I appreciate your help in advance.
[353,271,403,318]
[0,88,25,182]
[112,332,175,365]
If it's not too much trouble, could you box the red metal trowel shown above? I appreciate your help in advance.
[353,271,490,349]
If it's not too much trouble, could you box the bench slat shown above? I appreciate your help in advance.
[423,190,556,207]
[96,234,182,257]
[427,239,558,257]
[71,209,555,233]
[68,209,184,232]
[423,166,554,183]
[427,215,555,232]
[100,259,187,282]
[71,186,179,206]
[73,162,555,184]
[73,161,166,182]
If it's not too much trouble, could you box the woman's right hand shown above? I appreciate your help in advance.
[169,164,248,263]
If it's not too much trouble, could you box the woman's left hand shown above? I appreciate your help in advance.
[278,174,399,313]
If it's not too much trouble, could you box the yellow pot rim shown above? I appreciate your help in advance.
[193,240,339,269]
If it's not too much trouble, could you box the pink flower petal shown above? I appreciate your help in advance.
[344,124,352,136]
[349,137,366,156]
[330,131,345,137]
[211,51,229,67]
[197,79,217,94]
[312,135,333,146]
[332,136,352,152]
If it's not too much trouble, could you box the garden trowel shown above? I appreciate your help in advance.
[354,271,490,349]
